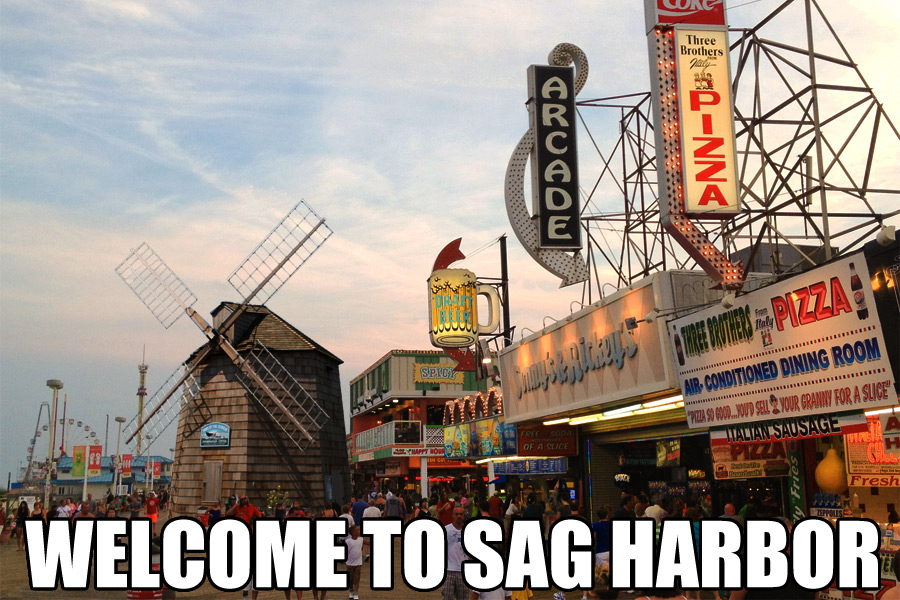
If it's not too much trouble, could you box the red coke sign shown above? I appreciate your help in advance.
[650,0,726,26]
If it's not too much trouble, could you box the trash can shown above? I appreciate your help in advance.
[126,550,164,598]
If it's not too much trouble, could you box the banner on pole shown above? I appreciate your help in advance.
[72,446,86,478]
[88,445,102,477]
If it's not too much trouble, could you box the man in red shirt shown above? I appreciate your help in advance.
[228,496,263,600]
[228,495,262,526]
[437,495,455,526]
[488,491,504,520]
[145,491,160,535]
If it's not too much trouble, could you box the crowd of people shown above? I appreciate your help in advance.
[6,483,898,599]
[8,486,171,550]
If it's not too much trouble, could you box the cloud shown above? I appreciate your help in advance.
[2,0,898,482]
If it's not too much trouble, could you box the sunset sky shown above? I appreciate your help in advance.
[2,0,898,481]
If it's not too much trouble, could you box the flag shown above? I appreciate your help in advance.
[72,446,86,478]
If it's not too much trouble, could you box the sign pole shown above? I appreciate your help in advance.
[420,458,428,499]
[82,458,88,503]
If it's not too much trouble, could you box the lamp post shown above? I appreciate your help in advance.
[114,416,126,494]
[45,379,63,510]
[144,434,153,493]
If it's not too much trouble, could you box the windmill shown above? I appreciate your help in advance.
[115,200,343,507]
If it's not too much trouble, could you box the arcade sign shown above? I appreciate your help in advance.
[527,65,581,249]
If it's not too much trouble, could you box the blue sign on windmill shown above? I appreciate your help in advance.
[200,422,231,448]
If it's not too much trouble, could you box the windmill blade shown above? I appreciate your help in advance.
[123,362,202,445]
[115,242,198,329]
[231,342,328,451]
[227,200,333,307]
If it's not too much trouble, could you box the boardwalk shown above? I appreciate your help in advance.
[0,522,723,600]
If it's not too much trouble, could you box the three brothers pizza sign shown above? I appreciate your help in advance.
[671,253,896,429]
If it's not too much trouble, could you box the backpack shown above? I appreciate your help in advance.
[384,496,403,517]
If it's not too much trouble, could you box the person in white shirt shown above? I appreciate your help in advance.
[340,504,355,541]
[362,498,381,519]
[643,497,668,525]
[444,506,468,600]
[344,526,368,600]
[471,588,511,600]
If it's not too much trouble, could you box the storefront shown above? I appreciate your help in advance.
[498,271,707,517]
[349,350,489,499]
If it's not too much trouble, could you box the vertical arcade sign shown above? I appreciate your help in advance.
[527,65,581,249]
[644,0,744,288]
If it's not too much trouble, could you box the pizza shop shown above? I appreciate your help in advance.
[669,250,898,527]
[498,271,714,517]
[441,388,580,505]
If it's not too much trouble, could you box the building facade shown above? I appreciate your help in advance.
[349,350,488,498]
[171,303,350,515]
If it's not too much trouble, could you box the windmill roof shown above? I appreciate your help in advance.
[209,302,342,364]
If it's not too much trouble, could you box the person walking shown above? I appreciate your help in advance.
[229,496,263,600]
[351,496,368,526]
[30,501,48,524]
[383,492,405,519]
[362,498,381,519]
[345,526,368,600]
[443,506,469,600]
[145,491,160,535]
[128,496,142,519]
[15,502,29,551]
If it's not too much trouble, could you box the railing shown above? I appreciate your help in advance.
[354,420,422,452]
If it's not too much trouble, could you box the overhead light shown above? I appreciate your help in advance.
[876,225,896,247]
[643,394,684,408]
[480,339,493,364]
[721,292,736,309]
[634,404,679,415]
[475,458,492,464]
[392,399,399,403]
[605,404,642,416]
[865,406,898,416]
[644,308,661,323]
[543,417,570,426]
[569,414,601,426]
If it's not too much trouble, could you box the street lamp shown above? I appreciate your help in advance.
[114,416,126,494]
[45,379,63,510]
[144,434,153,493]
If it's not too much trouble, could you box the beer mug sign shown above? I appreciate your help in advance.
[429,268,501,347]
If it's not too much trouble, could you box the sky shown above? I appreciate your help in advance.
[2,0,899,484]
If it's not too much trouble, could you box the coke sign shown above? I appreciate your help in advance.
[651,0,726,26]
